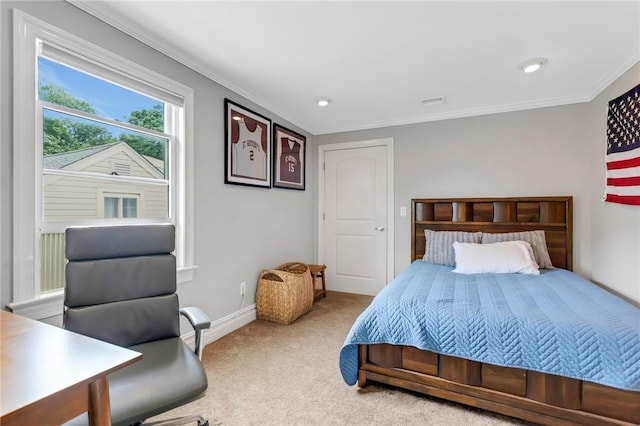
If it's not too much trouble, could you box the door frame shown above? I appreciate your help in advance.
[317,137,395,284]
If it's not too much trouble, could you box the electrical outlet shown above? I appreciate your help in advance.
[240,282,246,295]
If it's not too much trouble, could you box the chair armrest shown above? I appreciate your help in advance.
[180,307,211,359]
[180,306,211,331]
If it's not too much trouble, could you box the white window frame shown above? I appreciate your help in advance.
[9,10,196,319]
[102,193,141,219]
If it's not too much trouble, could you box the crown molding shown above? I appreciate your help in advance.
[315,93,592,135]
[586,51,640,101]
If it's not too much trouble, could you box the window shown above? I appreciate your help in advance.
[11,11,195,319]
[104,195,139,219]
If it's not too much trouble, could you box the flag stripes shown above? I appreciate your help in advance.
[604,84,640,206]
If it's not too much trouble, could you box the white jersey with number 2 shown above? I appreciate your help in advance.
[233,120,266,180]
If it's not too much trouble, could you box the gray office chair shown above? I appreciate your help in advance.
[63,224,210,426]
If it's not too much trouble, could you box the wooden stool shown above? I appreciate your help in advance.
[308,264,327,301]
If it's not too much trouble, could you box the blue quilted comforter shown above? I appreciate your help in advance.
[339,261,640,391]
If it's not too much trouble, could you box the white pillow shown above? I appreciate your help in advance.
[481,231,554,269]
[452,241,540,275]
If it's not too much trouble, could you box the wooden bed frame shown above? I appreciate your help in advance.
[356,196,639,426]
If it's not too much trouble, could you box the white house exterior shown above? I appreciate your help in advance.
[39,141,168,292]
[43,141,167,220]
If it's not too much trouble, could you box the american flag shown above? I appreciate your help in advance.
[604,84,640,205]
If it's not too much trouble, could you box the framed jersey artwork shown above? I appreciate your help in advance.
[272,124,306,190]
[224,99,272,187]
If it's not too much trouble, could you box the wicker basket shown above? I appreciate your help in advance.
[256,262,314,325]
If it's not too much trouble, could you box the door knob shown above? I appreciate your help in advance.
[374,226,385,231]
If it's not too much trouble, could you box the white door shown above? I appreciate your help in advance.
[320,141,392,296]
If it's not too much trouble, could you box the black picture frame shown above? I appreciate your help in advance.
[224,99,271,188]
[272,124,306,190]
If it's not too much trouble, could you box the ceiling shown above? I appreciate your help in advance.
[70,1,640,136]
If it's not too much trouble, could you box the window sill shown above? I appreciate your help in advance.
[7,264,198,320]
[178,264,198,284]
[6,292,64,320]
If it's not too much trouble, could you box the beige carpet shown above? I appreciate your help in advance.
[153,292,531,426]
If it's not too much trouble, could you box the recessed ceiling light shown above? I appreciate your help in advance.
[421,96,445,106]
[519,58,548,74]
[316,98,332,107]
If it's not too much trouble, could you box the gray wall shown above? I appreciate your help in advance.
[315,65,639,303]
[0,1,316,325]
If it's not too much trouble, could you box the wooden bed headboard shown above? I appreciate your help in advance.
[411,196,573,270]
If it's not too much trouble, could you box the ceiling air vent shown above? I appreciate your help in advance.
[421,96,445,107]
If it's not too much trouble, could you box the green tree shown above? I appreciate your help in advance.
[43,117,80,155]
[40,82,166,162]
[123,104,165,161]
[42,115,115,155]
[127,104,164,132]
[120,134,165,161]
[40,84,96,113]
[40,83,114,155]
[68,120,113,147]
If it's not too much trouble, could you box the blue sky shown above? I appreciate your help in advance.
[38,56,162,123]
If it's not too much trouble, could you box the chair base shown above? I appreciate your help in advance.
[142,414,208,426]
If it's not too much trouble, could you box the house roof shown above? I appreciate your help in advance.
[44,141,165,178]
[44,142,118,169]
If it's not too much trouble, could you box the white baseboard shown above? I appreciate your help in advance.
[182,304,257,349]
[9,295,257,351]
